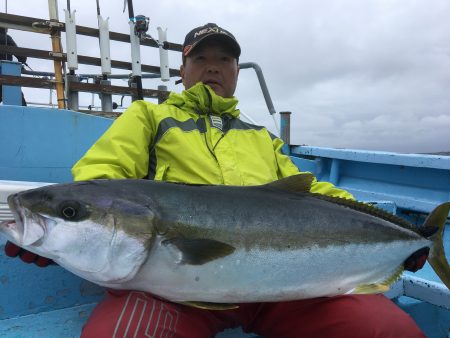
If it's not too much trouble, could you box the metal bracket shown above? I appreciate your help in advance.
[31,20,64,30]
[49,52,65,59]
[31,20,65,32]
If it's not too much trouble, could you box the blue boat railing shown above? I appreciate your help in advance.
[286,145,450,338]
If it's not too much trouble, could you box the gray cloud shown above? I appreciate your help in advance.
[6,0,450,153]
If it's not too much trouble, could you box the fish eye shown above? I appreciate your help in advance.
[62,206,77,219]
[59,201,82,220]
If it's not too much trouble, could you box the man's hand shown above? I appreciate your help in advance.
[4,241,54,267]
[404,247,430,272]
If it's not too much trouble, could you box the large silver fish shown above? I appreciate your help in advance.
[1,174,449,309]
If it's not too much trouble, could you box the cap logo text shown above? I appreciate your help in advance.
[194,27,228,38]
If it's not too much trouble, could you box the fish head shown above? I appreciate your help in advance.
[1,180,155,287]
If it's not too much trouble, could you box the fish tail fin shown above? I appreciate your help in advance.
[423,202,450,289]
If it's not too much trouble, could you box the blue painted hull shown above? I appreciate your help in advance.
[0,105,448,338]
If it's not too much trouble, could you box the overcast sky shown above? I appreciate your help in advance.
[5,0,450,153]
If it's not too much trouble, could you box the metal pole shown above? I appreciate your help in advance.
[48,0,66,109]
[157,85,167,104]
[239,62,276,116]
[66,73,79,110]
[239,62,279,134]
[100,78,113,112]
[280,111,291,145]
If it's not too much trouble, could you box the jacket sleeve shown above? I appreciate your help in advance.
[72,100,157,181]
[272,137,355,200]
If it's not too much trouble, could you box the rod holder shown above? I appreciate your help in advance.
[64,10,78,71]
[157,27,170,82]
[98,15,111,75]
[129,21,142,77]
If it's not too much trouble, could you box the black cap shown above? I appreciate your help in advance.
[182,23,241,58]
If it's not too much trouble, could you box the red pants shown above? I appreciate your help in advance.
[81,291,425,338]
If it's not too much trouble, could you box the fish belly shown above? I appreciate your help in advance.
[127,238,430,303]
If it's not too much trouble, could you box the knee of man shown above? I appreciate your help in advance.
[81,291,222,338]
[339,295,425,338]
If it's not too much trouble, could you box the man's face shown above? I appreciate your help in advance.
[180,40,239,98]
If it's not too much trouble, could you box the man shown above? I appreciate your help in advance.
[0,27,27,105]
[6,23,425,337]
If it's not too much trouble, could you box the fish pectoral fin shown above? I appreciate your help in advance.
[163,238,235,265]
[352,283,391,294]
[180,301,239,310]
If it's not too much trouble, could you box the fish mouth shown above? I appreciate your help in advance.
[0,219,21,243]
[3,194,46,246]
[1,194,25,243]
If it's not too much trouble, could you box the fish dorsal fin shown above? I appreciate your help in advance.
[264,175,416,232]
[263,173,314,193]
[312,194,418,233]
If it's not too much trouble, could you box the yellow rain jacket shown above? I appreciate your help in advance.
[72,83,353,199]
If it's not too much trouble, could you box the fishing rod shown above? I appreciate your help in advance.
[124,0,144,100]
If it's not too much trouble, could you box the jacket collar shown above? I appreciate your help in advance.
[165,82,240,118]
